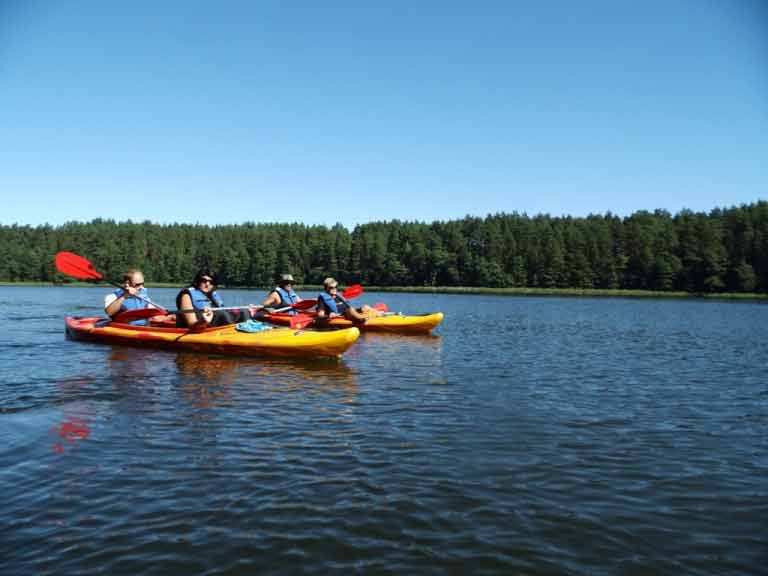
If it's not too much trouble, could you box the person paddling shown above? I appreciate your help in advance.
[315,277,380,323]
[262,274,302,313]
[104,268,165,325]
[176,269,256,329]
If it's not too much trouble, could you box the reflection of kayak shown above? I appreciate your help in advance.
[65,317,360,358]
[262,311,445,334]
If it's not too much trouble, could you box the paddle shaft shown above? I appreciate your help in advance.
[177,305,257,313]
[177,301,315,314]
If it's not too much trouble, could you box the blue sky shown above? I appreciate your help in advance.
[1,0,766,228]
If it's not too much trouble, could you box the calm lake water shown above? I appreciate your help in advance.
[1,286,766,575]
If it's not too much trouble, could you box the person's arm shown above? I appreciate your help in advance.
[105,296,124,317]
[179,293,213,328]
[104,293,120,316]
[335,294,353,318]
[105,285,139,317]
[262,291,280,307]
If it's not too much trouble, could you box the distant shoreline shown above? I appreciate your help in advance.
[3,281,766,300]
[360,285,768,300]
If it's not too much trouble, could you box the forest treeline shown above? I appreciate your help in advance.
[2,201,768,293]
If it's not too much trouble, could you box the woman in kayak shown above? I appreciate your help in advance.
[261,273,302,313]
[104,268,167,325]
[315,277,380,323]
[176,269,256,329]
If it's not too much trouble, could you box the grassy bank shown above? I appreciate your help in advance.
[3,281,767,300]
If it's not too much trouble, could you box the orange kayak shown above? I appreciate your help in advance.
[262,311,445,334]
[65,317,360,358]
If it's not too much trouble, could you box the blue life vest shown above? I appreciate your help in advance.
[176,286,223,311]
[275,286,298,307]
[113,287,150,325]
[317,292,349,315]
[114,287,150,312]
[274,286,298,314]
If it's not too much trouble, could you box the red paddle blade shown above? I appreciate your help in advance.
[289,314,314,329]
[342,284,363,299]
[55,252,103,280]
[373,302,389,312]
[112,308,167,323]
[292,299,317,311]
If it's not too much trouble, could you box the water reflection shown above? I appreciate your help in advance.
[106,347,167,382]
[174,353,239,408]
[175,353,359,409]
[100,345,361,410]
[361,332,442,352]
[53,416,90,454]
[243,357,359,402]
[52,379,93,454]
[175,353,246,383]
[356,333,444,383]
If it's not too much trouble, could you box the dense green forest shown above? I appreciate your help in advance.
[2,202,768,293]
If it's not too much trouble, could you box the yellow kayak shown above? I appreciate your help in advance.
[65,317,360,358]
[263,311,445,334]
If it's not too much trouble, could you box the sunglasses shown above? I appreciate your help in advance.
[200,277,215,285]
[131,282,145,287]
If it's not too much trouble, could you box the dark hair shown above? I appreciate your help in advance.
[192,269,218,287]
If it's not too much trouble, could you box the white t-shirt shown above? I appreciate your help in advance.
[104,293,118,311]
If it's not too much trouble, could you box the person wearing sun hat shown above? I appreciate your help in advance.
[261,273,303,313]
[315,277,378,322]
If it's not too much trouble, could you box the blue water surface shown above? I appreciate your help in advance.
[0,286,766,575]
